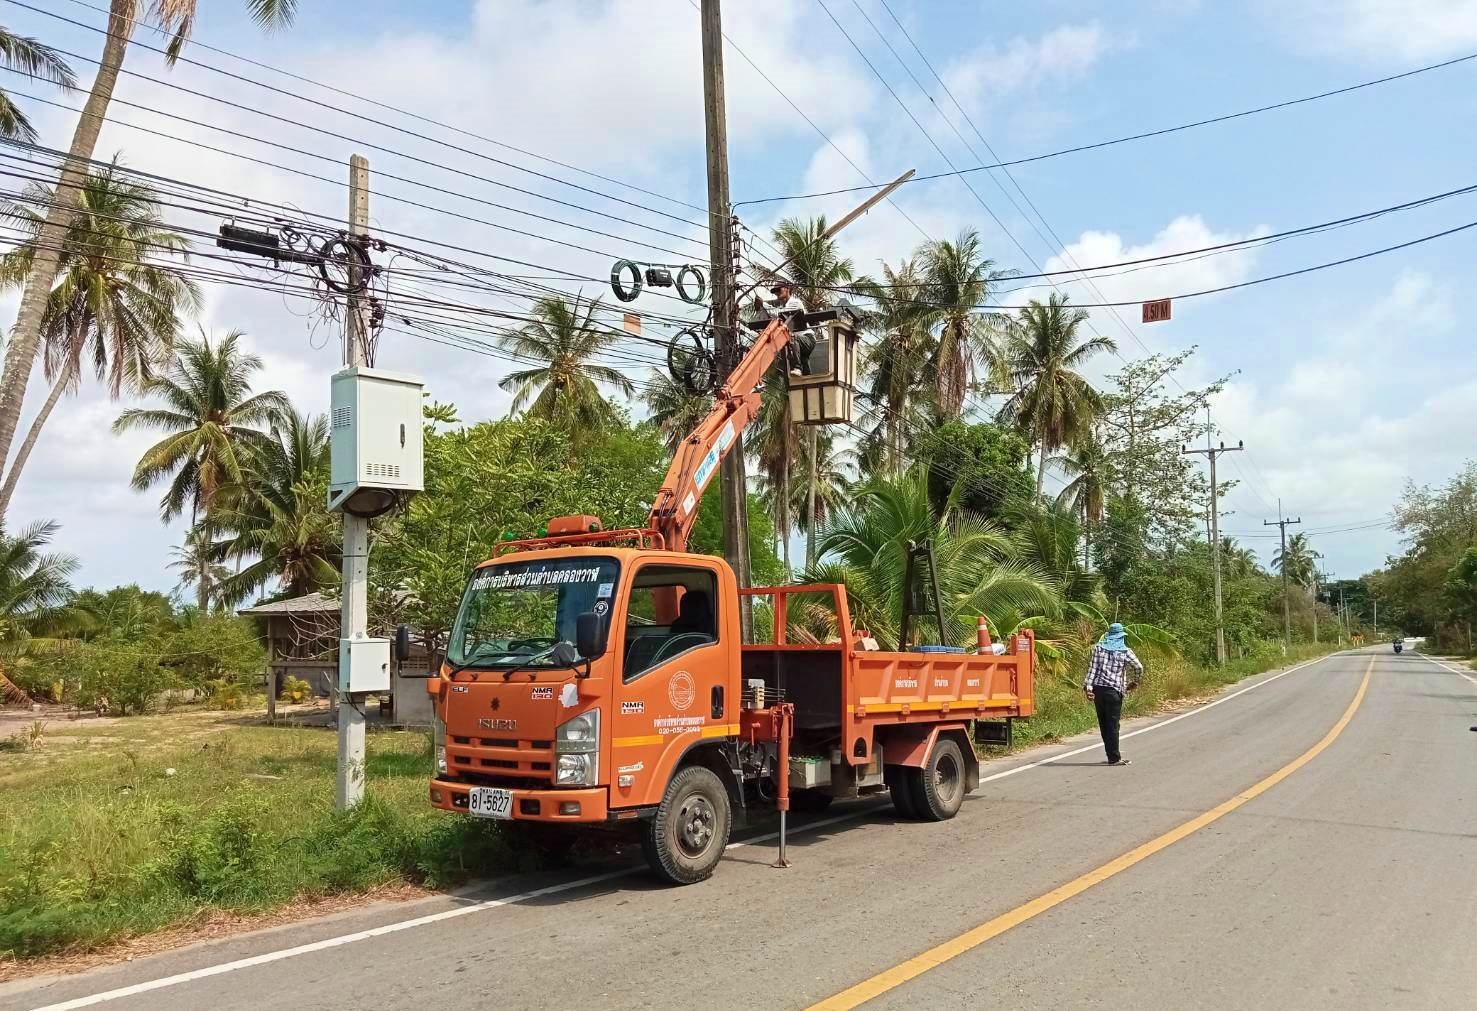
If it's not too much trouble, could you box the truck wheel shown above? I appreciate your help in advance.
[886,765,920,819]
[642,765,731,885]
[789,789,833,814]
[909,738,966,822]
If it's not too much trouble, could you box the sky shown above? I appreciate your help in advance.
[3,0,1476,596]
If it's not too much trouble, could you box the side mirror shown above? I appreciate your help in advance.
[394,624,411,663]
[576,611,608,661]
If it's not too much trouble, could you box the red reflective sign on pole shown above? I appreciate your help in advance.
[623,313,642,335]
[1142,299,1172,323]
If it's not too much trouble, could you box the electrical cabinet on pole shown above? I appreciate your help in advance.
[1183,438,1241,664]
[330,154,424,811]
[700,0,753,635]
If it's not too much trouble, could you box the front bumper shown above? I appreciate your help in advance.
[430,779,608,822]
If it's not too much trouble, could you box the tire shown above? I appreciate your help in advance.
[909,737,967,822]
[789,789,834,814]
[886,765,920,819]
[642,765,731,885]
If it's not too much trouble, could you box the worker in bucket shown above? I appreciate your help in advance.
[1083,622,1143,767]
[753,280,817,375]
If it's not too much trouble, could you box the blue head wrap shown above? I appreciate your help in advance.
[1099,622,1128,652]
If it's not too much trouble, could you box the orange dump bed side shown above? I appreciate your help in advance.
[741,584,1034,763]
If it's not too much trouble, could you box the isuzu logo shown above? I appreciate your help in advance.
[478,718,517,730]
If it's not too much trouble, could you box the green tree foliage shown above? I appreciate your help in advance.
[0,25,75,141]
[494,294,634,431]
[1098,350,1225,548]
[998,294,1116,496]
[214,407,338,607]
[371,411,780,649]
[0,160,201,515]
[920,419,1032,524]
[1377,461,1477,641]
[802,468,1057,650]
[113,330,289,525]
[917,230,1010,418]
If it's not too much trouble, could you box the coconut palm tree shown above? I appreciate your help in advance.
[769,216,855,570]
[917,230,1011,418]
[792,427,852,568]
[0,26,76,141]
[1219,536,1260,579]
[0,1,295,522]
[998,294,1117,497]
[113,329,290,525]
[212,407,338,607]
[853,258,933,475]
[800,468,1058,650]
[641,368,709,453]
[0,160,200,516]
[0,519,77,702]
[752,385,797,578]
[1052,432,1111,568]
[496,294,634,431]
[1273,532,1321,588]
[167,523,228,612]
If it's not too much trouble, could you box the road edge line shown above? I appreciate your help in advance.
[806,660,1374,1011]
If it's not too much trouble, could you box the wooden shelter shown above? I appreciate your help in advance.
[238,592,433,726]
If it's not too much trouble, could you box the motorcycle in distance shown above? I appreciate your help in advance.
[1393,638,1403,654]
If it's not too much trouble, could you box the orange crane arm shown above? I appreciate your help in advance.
[647,318,793,553]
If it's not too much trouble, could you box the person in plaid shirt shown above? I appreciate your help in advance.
[1084,623,1143,766]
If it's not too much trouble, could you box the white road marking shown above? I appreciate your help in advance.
[979,650,1341,783]
[27,650,1346,1011]
[1413,650,1477,687]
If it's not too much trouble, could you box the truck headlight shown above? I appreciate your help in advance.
[556,753,596,786]
[433,715,447,775]
[555,709,599,786]
[556,709,599,753]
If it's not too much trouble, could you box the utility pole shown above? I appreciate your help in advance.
[1265,500,1301,647]
[1183,437,1242,664]
[700,0,752,630]
[336,153,371,811]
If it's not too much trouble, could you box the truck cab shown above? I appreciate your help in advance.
[428,545,744,865]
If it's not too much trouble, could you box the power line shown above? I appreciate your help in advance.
[734,45,1477,206]
[0,68,705,262]
[9,0,715,232]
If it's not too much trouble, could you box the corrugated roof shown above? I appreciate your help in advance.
[237,591,339,616]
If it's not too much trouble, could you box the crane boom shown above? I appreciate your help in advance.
[647,317,794,553]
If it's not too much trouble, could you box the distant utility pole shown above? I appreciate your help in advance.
[337,153,371,811]
[700,0,752,625]
[1265,500,1301,647]
[1183,437,1242,664]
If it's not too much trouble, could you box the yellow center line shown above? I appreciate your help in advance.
[808,659,1374,1011]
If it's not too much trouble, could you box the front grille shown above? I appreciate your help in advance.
[479,738,517,748]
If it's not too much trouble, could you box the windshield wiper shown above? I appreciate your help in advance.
[499,643,566,681]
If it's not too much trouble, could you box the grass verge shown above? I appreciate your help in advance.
[3,638,1342,967]
[0,715,514,967]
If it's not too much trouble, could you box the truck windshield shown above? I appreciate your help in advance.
[446,556,619,669]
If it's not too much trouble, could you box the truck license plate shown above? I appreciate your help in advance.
[468,787,513,819]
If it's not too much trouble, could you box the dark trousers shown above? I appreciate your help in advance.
[1093,686,1124,763]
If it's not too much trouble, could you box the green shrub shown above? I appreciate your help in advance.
[279,676,312,703]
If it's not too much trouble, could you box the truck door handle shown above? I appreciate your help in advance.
[711,685,724,720]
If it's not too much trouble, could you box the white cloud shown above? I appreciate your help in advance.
[1279,0,1477,61]
[944,23,1119,113]
[1035,215,1268,350]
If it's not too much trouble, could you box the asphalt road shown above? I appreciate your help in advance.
[6,647,1475,1011]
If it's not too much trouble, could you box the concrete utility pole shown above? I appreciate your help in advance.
[1265,500,1301,647]
[1183,437,1241,664]
[336,153,371,811]
[700,0,752,627]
